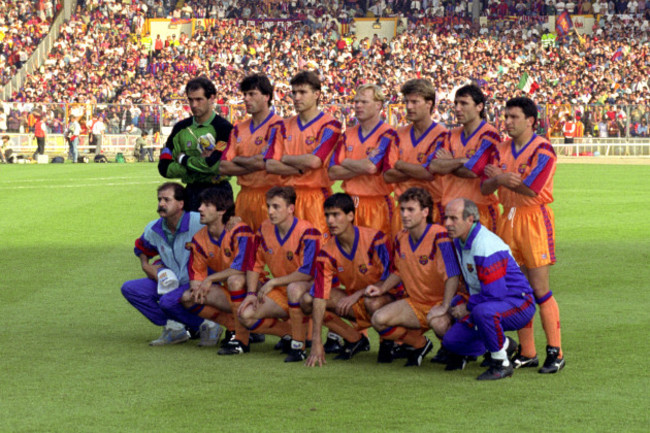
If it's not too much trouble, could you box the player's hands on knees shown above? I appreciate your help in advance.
[427,305,449,321]
[450,303,469,320]
[305,343,326,367]
[240,294,258,313]
[336,292,361,317]
[365,284,383,297]
[258,281,274,304]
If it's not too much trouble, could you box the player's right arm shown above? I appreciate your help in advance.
[139,254,160,280]
[134,228,160,280]
[305,297,327,367]
[365,273,401,297]
[158,121,189,179]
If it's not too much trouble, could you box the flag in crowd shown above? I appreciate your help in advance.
[518,73,540,94]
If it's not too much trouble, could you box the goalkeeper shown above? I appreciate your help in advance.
[158,76,234,211]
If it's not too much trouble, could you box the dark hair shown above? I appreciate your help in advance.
[157,182,185,202]
[398,187,433,224]
[290,70,321,92]
[506,96,538,127]
[185,76,217,99]
[266,186,296,206]
[455,84,486,119]
[324,193,355,216]
[199,187,235,224]
[240,74,274,107]
[400,79,436,113]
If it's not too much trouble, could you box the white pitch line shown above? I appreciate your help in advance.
[0,180,161,190]
[0,175,156,184]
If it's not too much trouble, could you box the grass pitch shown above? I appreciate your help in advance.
[0,162,648,433]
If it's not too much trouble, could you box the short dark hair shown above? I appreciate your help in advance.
[266,186,296,206]
[400,79,436,113]
[455,84,486,119]
[398,187,433,224]
[157,182,185,202]
[240,74,274,107]
[199,187,235,224]
[186,76,217,99]
[290,70,321,92]
[324,193,355,216]
[506,96,538,127]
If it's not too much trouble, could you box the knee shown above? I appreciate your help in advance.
[370,308,389,330]
[159,292,178,313]
[429,315,452,339]
[179,289,194,308]
[226,274,245,292]
[364,296,387,314]
[238,305,255,327]
[469,303,491,323]
[286,282,306,303]
[121,279,143,300]
[300,292,313,315]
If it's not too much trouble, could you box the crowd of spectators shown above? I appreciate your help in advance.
[0,1,61,86]
[3,0,650,140]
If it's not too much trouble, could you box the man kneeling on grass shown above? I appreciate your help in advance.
[441,198,536,380]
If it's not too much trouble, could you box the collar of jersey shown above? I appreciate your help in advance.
[193,112,216,127]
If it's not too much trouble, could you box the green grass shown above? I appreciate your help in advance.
[0,163,648,433]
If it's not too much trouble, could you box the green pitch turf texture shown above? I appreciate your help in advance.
[0,163,648,433]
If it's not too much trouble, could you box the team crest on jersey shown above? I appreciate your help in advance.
[237,137,242,143]
[465,149,476,158]
[417,152,426,163]
[286,251,294,261]
[358,264,368,274]
[400,253,406,259]
[255,136,264,145]
[338,266,345,272]
[224,249,232,257]
[287,135,292,142]
[501,163,507,170]
[518,163,528,174]
[209,252,215,258]
[305,136,315,145]
[186,141,192,148]
[467,264,474,273]
[347,145,353,152]
[419,255,429,265]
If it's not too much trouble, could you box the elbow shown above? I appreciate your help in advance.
[308,158,322,170]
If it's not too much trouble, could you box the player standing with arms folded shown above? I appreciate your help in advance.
[328,84,396,237]
[481,97,565,374]
[429,84,502,231]
[219,74,285,232]
[265,71,342,234]
[384,79,448,234]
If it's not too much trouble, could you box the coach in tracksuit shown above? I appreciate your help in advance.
[441,198,536,381]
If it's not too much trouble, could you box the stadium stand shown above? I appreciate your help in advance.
[0,0,61,86]
[1,0,649,160]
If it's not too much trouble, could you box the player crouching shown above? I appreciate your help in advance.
[303,193,397,367]
[366,188,462,367]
